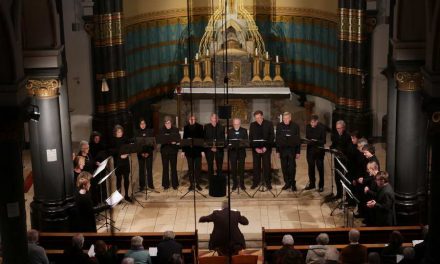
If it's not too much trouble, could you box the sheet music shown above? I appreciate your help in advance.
[106,190,123,207]
[88,244,95,257]
[412,240,424,246]
[148,247,158,257]
[93,156,111,177]
[98,168,117,185]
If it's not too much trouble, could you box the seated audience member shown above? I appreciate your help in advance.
[27,229,49,264]
[274,234,304,264]
[339,229,367,264]
[62,234,93,264]
[367,252,381,264]
[306,233,331,264]
[381,231,404,259]
[400,247,417,264]
[168,253,184,264]
[124,236,152,264]
[157,231,182,264]
[121,258,135,264]
[414,225,428,263]
[324,247,340,264]
[94,240,117,264]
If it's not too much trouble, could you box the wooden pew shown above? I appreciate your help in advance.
[262,226,423,263]
[39,231,198,264]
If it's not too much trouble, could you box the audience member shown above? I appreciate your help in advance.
[121,258,135,264]
[168,253,184,264]
[62,234,93,264]
[414,225,428,263]
[124,236,152,264]
[367,252,381,264]
[274,234,304,264]
[27,229,49,264]
[94,240,117,264]
[306,233,330,264]
[400,247,416,264]
[381,231,404,260]
[339,229,367,264]
[157,231,182,264]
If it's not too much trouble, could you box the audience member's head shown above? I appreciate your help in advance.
[163,230,176,240]
[403,247,415,260]
[72,234,85,249]
[348,229,360,243]
[221,200,229,209]
[131,236,144,250]
[368,252,381,264]
[316,233,329,245]
[121,257,135,264]
[168,253,184,264]
[388,230,404,248]
[94,240,107,255]
[422,225,429,239]
[282,234,294,246]
[27,229,39,243]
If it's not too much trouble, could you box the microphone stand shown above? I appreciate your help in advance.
[251,140,276,198]
[180,138,207,199]
[228,139,251,198]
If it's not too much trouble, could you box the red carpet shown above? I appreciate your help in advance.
[24,171,33,193]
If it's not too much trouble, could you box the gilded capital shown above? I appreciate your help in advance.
[395,72,423,91]
[26,79,60,98]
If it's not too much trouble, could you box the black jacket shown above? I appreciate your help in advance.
[110,136,130,169]
[276,122,301,154]
[204,123,225,150]
[227,127,248,157]
[330,130,351,158]
[374,184,395,226]
[157,126,180,154]
[305,123,327,158]
[274,246,304,264]
[73,192,97,232]
[249,120,274,150]
[136,128,154,155]
[183,123,204,156]
[157,239,183,264]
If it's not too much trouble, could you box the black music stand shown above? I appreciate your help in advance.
[205,139,227,197]
[180,138,207,199]
[341,180,360,227]
[275,133,300,197]
[120,143,144,207]
[251,139,275,198]
[135,136,159,200]
[319,147,345,201]
[330,166,351,216]
[228,139,251,197]
[97,168,120,231]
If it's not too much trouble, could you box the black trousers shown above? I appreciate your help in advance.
[186,155,201,186]
[138,154,154,189]
[279,151,297,187]
[205,149,224,177]
[306,152,324,188]
[161,152,178,188]
[115,165,130,196]
[252,150,271,186]
[229,151,245,186]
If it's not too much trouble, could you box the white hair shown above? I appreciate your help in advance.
[79,140,89,149]
[349,229,360,243]
[316,233,329,245]
[131,236,143,248]
[282,234,294,246]
[164,230,175,240]
[72,234,84,249]
[122,257,135,264]
[336,120,346,128]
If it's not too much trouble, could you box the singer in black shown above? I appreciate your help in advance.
[330,120,351,199]
[88,131,108,205]
[157,116,180,190]
[249,110,274,189]
[228,118,248,190]
[137,118,154,191]
[204,113,225,180]
[276,112,301,191]
[182,115,204,191]
[110,125,132,203]
[305,114,327,192]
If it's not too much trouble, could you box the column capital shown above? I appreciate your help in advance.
[395,71,423,92]
[26,79,60,98]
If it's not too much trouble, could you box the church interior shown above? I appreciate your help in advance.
[1,0,440,263]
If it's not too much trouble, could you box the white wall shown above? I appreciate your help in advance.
[62,0,94,142]
[306,95,334,128]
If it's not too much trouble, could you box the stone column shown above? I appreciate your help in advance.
[394,71,427,225]
[27,79,75,231]
[384,69,397,184]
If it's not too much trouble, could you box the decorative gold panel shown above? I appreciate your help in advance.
[395,72,423,92]
[26,79,60,98]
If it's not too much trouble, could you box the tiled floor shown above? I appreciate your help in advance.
[24,141,386,247]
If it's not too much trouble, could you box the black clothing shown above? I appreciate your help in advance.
[137,128,154,189]
[204,123,225,178]
[273,245,304,264]
[110,136,131,196]
[228,127,248,187]
[372,183,395,226]
[330,130,351,197]
[95,246,118,264]
[73,192,97,232]
[157,239,183,264]
[89,140,108,205]
[276,122,301,188]
[77,152,94,174]
[62,246,93,264]
[367,155,381,170]
[199,208,249,255]
[249,120,274,187]
[89,140,107,163]
[183,123,204,187]
[306,123,327,189]
[157,126,180,188]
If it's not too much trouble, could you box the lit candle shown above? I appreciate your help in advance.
[255,48,258,56]
[195,53,199,60]
[266,51,269,59]
[276,55,279,63]
[279,114,282,123]
[184,57,188,64]
[206,49,209,56]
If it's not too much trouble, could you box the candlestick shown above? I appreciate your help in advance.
[266,51,269,60]
[206,49,209,56]
[279,114,282,123]
[276,55,279,63]
[176,116,178,128]
[195,53,199,60]
[255,48,258,56]
[184,57,188,64]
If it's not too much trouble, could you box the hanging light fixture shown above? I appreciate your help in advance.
[101,78,109,92]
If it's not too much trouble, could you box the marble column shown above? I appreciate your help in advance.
[394,71,427,225]
[27,79,75,231]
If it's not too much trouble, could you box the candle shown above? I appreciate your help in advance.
[266,51,269,59]
[195,53,199,60]
[276,55,279,63]
[279,114,282,123]
[176,116,178,127]
[184,57,188,64]
[206,49,209,56]
[255,48,258,56]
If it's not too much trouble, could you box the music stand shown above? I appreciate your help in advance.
[275,132,300,197]
[156,132,181,145]
[341,180,360,227]
[330,168,352,216]
[180,138,207,199]
[135,136,159,199]
[251,139,275,198]
[120,143,144,207]
[227,139,251,197]
[97,168,120,231]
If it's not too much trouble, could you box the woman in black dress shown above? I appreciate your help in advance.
[74,172,98,232]
[110,125,132,202]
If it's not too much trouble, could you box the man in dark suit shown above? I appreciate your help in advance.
[228,118,248,190]
[204,113,225,181]
[249,110,274,189]
[199,200,249,256]
[182,115,204,191]
[330,120,352,199]
[276,112,301,191]
[305,114,327,192]
[367,171,395,226]
[339,229,368,264]
[157,231,183,264]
